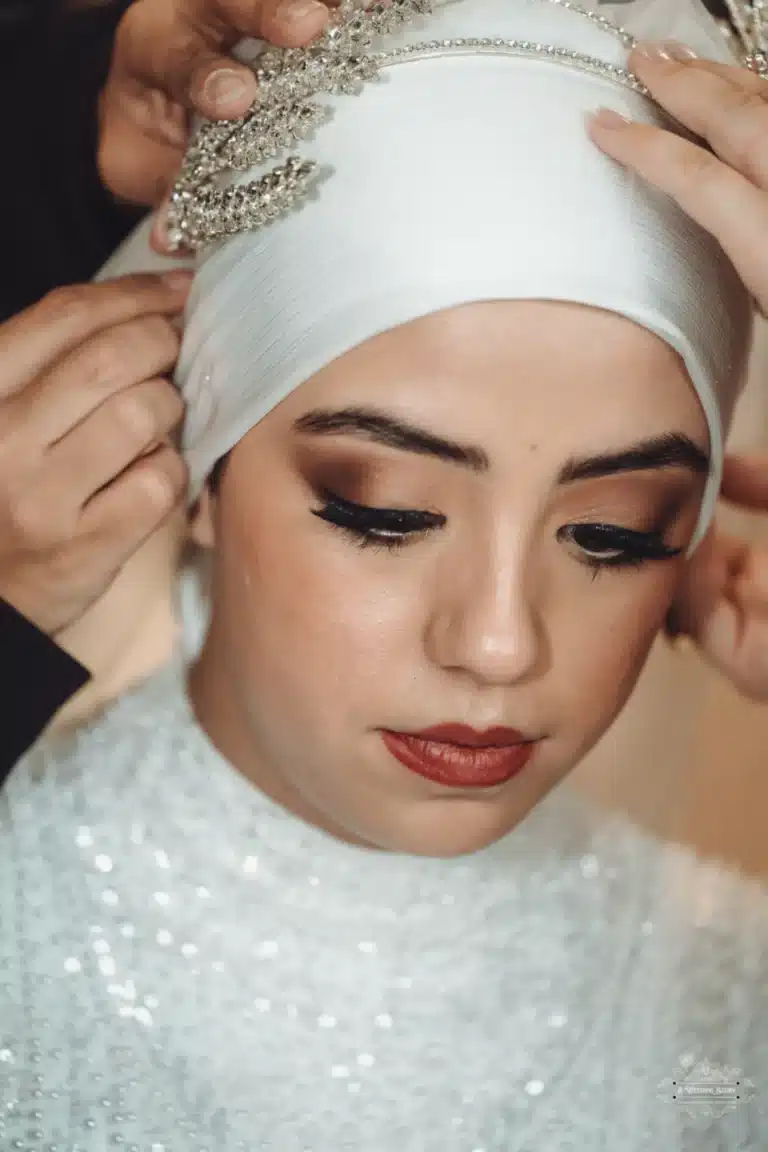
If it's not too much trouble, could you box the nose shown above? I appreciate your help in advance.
[425,533,544,687]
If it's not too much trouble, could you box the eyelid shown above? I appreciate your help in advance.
[561,522,683,564]
[319,488,446,527]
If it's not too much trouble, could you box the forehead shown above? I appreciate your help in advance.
[274,299,708,456]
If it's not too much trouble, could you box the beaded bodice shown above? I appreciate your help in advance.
[1,664,766,1150]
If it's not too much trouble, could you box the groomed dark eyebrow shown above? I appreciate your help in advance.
[294,407,490,472]
[294,408,710,482]
[558,432,710,484]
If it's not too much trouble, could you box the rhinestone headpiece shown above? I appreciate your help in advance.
[167,0,646,254]
[723,0,768,75]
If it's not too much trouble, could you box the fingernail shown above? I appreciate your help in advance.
[635,39,699,63]
[278,0,327,25]
[588,107,631,130]
[201,68,251,112]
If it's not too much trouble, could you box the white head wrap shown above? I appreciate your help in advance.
[104,0,754,548]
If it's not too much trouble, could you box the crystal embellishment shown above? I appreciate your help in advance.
[166,0,644,254]
[167,0,433,252]
[724,0,768,76]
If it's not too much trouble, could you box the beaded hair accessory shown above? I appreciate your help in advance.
[166,0,648,254]
[723,0,768,75]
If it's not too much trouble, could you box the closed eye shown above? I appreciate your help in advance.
[559,523,683,574]
[311,489,446,550]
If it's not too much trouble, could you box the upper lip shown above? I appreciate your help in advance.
[392,724,530,748]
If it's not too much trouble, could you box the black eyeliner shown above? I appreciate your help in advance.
[566,523,683,570]
[313,489,683,571]
[311,488,446,543]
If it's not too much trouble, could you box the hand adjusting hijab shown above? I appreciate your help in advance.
[108,0,756,550]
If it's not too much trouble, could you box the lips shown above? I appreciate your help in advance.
[381,724,537,789]
[407,724,528,748]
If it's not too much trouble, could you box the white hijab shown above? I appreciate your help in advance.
[101,0,754,549]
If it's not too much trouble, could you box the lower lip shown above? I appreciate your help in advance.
[381,730,536,789]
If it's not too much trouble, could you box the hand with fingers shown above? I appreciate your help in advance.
[587,41,768,698]
[0,271,192,639]
[98,0,330,218]
[667,453,768,701]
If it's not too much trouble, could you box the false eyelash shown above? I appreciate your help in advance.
[311,488,446,550]
[313,493,684,571]
[563,523,683,576]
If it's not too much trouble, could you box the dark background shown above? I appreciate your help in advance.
[0,0,141,323]
[0,0,740,324]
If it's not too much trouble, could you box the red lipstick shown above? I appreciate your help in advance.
[381,724,536,789]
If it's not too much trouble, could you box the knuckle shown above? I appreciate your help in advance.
[725,85,768,121]
[639,127,677,171]
[163,31,207,98]
[676,142,719,190]
[149,378,185,429]
[148,446,188,500]
[111,391,157,444]
[38,285,91,330]
[100,274,164,310]
[80,332,127,395]
[75,316,180,407]
[129,378,184,441]
[724,95,768,170]
[141,314,181,360]
[6,491,73,552]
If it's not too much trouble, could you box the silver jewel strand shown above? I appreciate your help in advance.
[167,0,642,254]
[723,0,768,76]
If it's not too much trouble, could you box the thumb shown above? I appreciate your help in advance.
[99,0,330,204]
[114,0,329,119]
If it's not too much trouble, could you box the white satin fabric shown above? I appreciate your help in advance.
[175,0,751,546]
[99,0,754,546]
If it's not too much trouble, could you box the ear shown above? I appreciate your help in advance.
[189,484,216,550]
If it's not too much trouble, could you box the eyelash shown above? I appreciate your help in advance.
[312,490,682,571]
[312,489,446,549]
[558,523,682,575]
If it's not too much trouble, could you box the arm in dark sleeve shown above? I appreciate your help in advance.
[0,599,91,784]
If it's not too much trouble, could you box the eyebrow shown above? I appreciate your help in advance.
[558,432,710,484]
[294,407,490,471]
[294,407,710,481]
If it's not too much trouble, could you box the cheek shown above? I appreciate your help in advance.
[215,495,418,718]
[553,565,678,734]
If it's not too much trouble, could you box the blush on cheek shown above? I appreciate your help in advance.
[563,573,677,749]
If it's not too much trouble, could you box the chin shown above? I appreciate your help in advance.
[359,800,534,859]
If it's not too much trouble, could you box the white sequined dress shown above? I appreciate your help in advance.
[1,662,767,1151]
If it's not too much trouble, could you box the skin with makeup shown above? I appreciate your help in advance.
[188,299,709,856]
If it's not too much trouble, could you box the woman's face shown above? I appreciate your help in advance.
[191,300,709,856]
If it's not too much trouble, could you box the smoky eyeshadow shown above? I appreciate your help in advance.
[295,444,402,507]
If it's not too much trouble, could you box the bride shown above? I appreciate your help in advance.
[71,2,768,866]
[6,1,766,1148]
